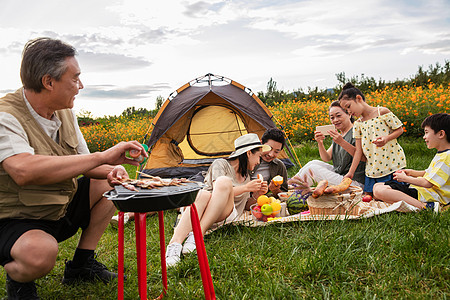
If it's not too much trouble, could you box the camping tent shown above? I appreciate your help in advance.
[142,73,295,178]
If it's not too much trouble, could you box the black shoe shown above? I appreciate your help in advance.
[6,274,40,300]
[425,201,440,213]
[62,255,119,284]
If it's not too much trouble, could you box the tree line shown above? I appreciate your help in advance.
[258,60,450,106]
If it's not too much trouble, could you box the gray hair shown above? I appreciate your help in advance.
[20,37,77,92]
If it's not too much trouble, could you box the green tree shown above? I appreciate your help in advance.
[155,95,164,110]
[411,60,450,86]
[258,78,292,106]
[121,106,150,118]
[335,71,387,93]
[334,60,450,95]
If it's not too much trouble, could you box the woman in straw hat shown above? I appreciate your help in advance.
[165,133,271,267]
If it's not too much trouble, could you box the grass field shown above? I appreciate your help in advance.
[0,137,448,299]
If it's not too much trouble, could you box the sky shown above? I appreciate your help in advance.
[0,0,449,117]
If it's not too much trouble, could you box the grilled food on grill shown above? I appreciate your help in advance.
[118,177,192,191]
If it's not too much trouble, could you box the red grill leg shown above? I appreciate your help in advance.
[118,212,125,300]
[117,205,215,300]
[134,215,141,297]
[190,204,216,300]
[135,213,147,299]
[156,211,167,299]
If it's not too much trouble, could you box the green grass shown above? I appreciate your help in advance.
[1,137,449,299]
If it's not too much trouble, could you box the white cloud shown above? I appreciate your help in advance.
[0,0,449,117]
[78,51,151,72]
[81,84,170,99]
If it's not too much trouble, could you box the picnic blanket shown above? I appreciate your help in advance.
[200,200,420,233]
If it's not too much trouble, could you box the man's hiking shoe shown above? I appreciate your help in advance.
[62,255,119,284]
[6,274,39,300]
[425,201,440,213]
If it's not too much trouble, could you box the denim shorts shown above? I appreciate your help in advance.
[364,173,394,193]
[0,177,91,266]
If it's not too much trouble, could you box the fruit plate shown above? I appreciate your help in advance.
[278,191,293,202]
[250,203,287,222]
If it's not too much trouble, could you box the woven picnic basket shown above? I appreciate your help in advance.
[307,186,363,216]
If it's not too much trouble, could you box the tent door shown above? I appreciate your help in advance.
[179,105,248,159]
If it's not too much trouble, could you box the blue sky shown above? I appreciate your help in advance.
[0,0,449,117]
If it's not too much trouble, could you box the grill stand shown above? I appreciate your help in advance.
[117,203,216,300]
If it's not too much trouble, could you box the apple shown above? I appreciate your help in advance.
[261,204,273,216]
[252,205,263,219]
[362,195,372,202]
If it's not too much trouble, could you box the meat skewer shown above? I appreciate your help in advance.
[118,176,195,191]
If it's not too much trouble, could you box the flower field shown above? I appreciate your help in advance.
[81,83,450,151]
[269,82,450,143]
[80,115,153,152]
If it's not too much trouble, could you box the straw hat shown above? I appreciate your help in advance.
[228,133,271,159]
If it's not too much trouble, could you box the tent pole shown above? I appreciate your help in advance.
[272,120,302,169]
[136,121,155,175]
[285,137,302,169]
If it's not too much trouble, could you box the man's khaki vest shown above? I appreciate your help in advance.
[0,88,79,220]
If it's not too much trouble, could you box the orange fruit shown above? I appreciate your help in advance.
[271,201,281,213]
[257,195,271,206]
[272,175,283,186]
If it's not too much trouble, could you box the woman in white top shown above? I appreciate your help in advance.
[166,133,271,267]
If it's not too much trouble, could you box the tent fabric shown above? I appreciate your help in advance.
[147,84,276,147]
[143,74,293,177]
[148,86,208,147]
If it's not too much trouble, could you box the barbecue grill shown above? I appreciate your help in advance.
[104,181,216,300]
[105,182,202,212]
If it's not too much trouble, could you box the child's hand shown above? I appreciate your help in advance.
[344,172,354,179]
[402,169,413,176]
[372,136,388,147]
[393,170,408,182]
